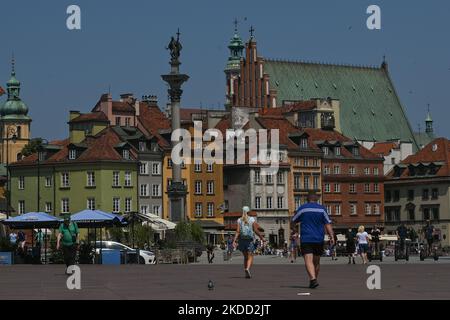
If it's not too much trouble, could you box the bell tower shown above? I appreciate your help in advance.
[0,56,32,164]
[224,19,244,110]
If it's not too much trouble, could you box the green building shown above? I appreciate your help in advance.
[9,112,139,216]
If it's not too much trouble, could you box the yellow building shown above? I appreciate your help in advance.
[162,121,225,241]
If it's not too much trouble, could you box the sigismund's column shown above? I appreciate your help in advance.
[161,30,189,222]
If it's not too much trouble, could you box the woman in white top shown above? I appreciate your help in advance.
[233,206,265,279]
[356,225,369,264]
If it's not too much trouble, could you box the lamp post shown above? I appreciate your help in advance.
[36,139,49,212]
[5,127,17,218]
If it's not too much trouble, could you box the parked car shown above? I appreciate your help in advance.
[94,241,156,264]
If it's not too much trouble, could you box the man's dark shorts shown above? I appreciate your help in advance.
[301,243,324,256]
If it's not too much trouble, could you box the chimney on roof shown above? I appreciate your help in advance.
[142,95,158,107]
[100,93,113,123]
[120,93,134,104]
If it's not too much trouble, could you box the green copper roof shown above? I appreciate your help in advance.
[225,32,244,72]
[414,131,435,148]
[264,60,418,149]
[0,58,30,120]
[425,112,433,122]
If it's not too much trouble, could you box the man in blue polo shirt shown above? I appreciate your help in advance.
[292,191,334,289]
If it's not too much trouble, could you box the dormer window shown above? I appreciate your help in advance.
[123,149,130,160]
[38,151,46,162]
[300,138,308,149]
[69,149,76,160]
[352,146,360,156]
[335,146,341,156]
[322,146,329,156]
[139,141,146,152]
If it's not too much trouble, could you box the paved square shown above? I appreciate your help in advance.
[0,255,449,300]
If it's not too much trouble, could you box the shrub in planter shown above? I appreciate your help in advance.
[49,235,64,264]
[78,242,94,264]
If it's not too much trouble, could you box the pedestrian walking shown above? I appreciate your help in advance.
[57,214,79,274]
[233,206,265,279]
[289,230,299,263]
[356,226,369,264]
[345,228,356,264]
[226,235,234,261]
[206,243,215,264]
[292,191,334,289]
[329,234,338,261]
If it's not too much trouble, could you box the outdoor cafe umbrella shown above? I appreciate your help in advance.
[70,209,125,263]
[1,212,63,263]
[2,212,62,229]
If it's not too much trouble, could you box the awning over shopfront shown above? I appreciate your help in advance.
[193,220,225,234]
[139,213,176,231]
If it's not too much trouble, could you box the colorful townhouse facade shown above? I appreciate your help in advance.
[9,121,139,216]
[385,138,450,246]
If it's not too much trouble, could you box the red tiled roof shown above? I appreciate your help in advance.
[11,128,136,166]
[112,101,135,113]
[180,108,207,122]
[303,128,382,160]
[388,138,450,178]
[69,111,109,123]
[137,103,171,148]
[280,101,317,112]
[370,142,398,156]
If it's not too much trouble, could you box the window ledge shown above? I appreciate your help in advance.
[85,186,96,189]
[59,187,70,190]
[112,186,122,188]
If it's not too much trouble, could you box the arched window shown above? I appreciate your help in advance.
[16,153,22,161]
[16,126,21,139]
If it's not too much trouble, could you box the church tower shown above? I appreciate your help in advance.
[0,57,31,164]
[224,20,244,110]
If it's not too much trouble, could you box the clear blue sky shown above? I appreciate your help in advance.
[1,0,449,140]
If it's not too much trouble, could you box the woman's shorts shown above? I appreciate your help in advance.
[359,243,369,253]
[238,239,255,253]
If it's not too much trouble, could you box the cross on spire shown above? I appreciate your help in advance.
[11,52,15,76]
[249,25,255,38]
[176,28,180,41]
[233,18,239,33]
[427,103,430,113]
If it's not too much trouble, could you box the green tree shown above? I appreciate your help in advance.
[21,138,43,157]
[108,226,125,243]
[175,221,205,245]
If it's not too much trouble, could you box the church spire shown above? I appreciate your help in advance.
[425,104,433,134]
[225,19,244,72]
[7,53,21,101]
[1,55,30,119]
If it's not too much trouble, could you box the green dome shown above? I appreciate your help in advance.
[1,100,29,118]
[1,59,30,120]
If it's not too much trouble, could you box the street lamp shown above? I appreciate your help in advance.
[5,127,18,218]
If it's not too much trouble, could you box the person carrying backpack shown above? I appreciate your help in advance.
[57,214,79,275]
[233,206,265,279]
